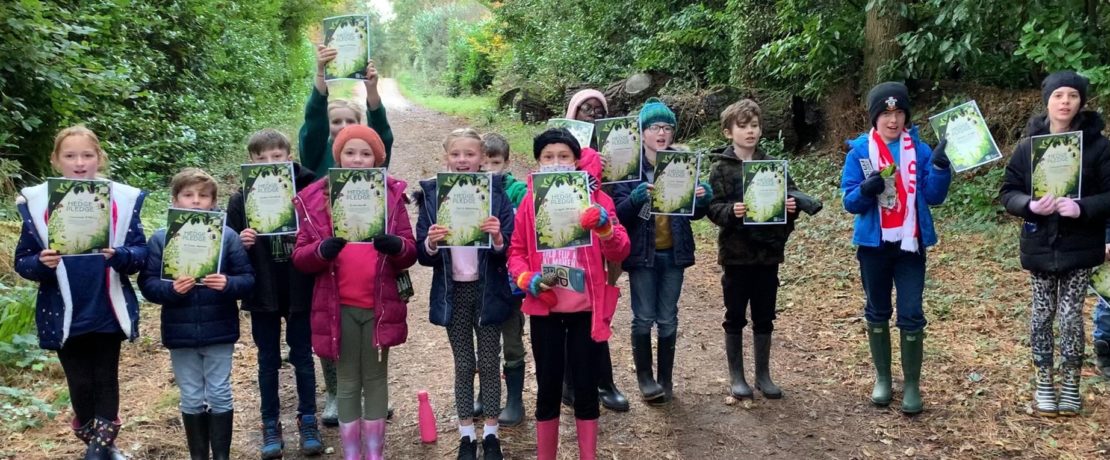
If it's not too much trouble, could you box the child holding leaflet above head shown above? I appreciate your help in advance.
[15,126,148,459]
[415,128,515,460]
[139,168,255,460]
[509,128,630,460]
[293,124,416,459]
[299,45,396,428]
[300,46,395,173]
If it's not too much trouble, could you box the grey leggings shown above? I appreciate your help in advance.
[337,306,390,423]
[1030,269,1089,368]
[447,282,502,419]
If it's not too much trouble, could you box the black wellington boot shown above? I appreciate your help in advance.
[724,333,754,399]
[181,412,210,460]
[208,410,233,460]
[753,333,783,399]
[498,365,525,427]
[596,341,630,411]
[655,335,677,403]
[1095,339,1110,378]
[631,334,665,402]
[561,352,575,407]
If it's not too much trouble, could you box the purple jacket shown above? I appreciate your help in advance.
[292,177,416,360]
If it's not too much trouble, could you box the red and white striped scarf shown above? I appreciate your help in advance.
[868,129,919,252]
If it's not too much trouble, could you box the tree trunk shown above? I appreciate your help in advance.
[861,0,908,97]
[1086,0,1099,36]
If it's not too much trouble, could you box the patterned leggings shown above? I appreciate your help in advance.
[447,281,502,419]
[1030,269,1090,368]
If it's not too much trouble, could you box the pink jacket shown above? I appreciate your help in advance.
[508,161,630,342]
[292,177,416,360]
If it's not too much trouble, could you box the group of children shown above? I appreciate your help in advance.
[12,64,1110,460]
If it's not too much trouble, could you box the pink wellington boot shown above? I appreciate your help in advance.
[536,418,560,460]
[339,419,362,460]
[361,418,386,460]
[575,418,597,460]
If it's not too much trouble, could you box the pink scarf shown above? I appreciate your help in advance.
[868,129,919,252]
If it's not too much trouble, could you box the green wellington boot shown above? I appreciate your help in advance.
[900,330,924,415]
[866,322,892,406]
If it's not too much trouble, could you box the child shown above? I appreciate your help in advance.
[610,98,711,403]
[480,133,528,427]
[292,124,416,458]
[706,100,820,401]
[558,89,630,412]
[1097,242,1110,377]
[299,46,395,174]
[1000,71,1110,416]
[509,128,630,460]
[841,82,952,415]
[298,45,396,427]
[139,168,254,460]
[14,126,147,459]
[415,128,515,460]
[225,129,323,457]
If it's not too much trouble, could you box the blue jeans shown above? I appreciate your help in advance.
[170,343,235,414]
[627,249,685,338]
[857,243,927,332]
[1095,297,1110,342]
[251,310,316,422]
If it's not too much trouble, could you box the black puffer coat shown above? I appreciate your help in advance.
[999,111,1110,273]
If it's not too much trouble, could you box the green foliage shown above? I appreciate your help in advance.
[1016,8,1110,100]
[0,334,63,430]
[0,0,335,189]
[744,0,864,98]
[630,3,733,87]
[444,20,502,96]
[0,285,36,344]
[941,166,1007,225]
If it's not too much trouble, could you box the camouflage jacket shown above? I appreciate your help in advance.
[706,146,799,266]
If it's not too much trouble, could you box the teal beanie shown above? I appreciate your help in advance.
[639,97,676,129]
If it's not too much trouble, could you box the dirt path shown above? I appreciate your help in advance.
[12,80,1109,460]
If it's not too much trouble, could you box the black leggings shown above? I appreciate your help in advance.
[57,333,123,424]
[531,312,600,421]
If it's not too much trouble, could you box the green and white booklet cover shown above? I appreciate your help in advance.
[1092,261,1110,304]
[532,171,591,251]
[242,162,298,235]
[162,208,225,282]
[651,150,700,216]
[329,168,388,243]
[1031,131,1082,199]
[928,100,1002,173]
[47,178,111,255]
[323,15,370,81]
[546,118,594,149]
[436,172,492,248]
[743,160,789,225]
[595,116,642,183]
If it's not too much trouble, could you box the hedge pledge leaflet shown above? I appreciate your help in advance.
[161,208,225,282]
[46,178,111,255]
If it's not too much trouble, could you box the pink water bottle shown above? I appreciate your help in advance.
[417,390,437,443]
